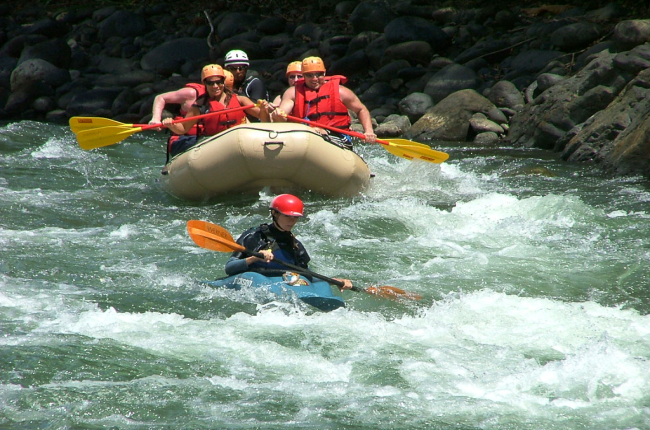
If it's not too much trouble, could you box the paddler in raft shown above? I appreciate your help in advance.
[224,194,354,291]
[161,64,272,157]
[271,56,377,149]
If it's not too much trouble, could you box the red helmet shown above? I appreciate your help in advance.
[270,194,304,217]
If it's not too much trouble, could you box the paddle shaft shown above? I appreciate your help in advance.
[285,114,387,145]
[145,104,255,132]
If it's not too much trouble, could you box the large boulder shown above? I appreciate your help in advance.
[97,10,148,41]
[424,64,481,103]
[410,89,497,141]
[561,68,650,178]
[10,58,70,91]
[141,38,210,76]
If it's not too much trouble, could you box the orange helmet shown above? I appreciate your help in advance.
[286,61,302,77]
[224,70,234,89]
[301,57,325,74]
[270,194,304,217]
[201,64,225,82]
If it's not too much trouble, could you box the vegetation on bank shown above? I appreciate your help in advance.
[7,0,649,21]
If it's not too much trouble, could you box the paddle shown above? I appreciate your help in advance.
[74,104,255,150]
[186,220,422,301]
[69,117,148,134]
[283,114,449,164]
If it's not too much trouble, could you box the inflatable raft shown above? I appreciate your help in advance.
[205,271,345,311]
[160,123,371,200]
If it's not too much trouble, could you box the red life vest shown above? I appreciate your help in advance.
[292,75,351,129]
[197,95,247,136]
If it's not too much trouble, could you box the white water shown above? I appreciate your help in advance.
[1,122,650,429]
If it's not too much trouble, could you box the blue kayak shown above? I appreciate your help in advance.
[205,271,345,311]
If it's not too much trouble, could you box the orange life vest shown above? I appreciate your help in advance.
[292,75,351,129]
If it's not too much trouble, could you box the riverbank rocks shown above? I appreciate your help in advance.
[2,1,650,179]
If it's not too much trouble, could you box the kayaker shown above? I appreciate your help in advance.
[162,64,272,157]
[224,194,353,290]
[271,61,302,107]
[272,56,377,148]
[224,49,268,122]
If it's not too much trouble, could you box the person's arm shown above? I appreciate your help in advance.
[271,87,296,123]
[162,106,199,134]
[340,86,377,143]
[224,250,273,276]
[150,87,198,124]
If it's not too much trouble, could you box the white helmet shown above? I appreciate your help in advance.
[224,50,249,66]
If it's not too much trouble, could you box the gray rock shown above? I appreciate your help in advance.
[10,58,70,91]
[550,22,600,51]
[384,41,432,66]
[424,63,481,103]
[474,131,500,145]
[97,10,148,41]
[398,92,433,123]
[485,80,524,111]
[140,38,209,76]
[470,115,504,134]
[613,20,650,51]
[410,89,497,141]
[384,16,449,48]
[349,1,395,33]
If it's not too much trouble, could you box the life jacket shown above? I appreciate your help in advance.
[195,94,247,136]
[292,75,351,129]
[242,224,310,271]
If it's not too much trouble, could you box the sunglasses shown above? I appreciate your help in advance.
[226,65,248,72]
[303,72,325,79]
[288,74,303,80]
[205,80,225,86]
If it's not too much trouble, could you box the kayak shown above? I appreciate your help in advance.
[204,271,345,311]
[160,122,371,200]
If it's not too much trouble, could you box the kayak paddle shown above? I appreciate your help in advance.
[186,220,422,301]
[284,114,449,164]
[74,104,255,150]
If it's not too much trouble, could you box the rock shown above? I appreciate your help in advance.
[410,89,497,141]
[97,10,148,41]
[384,16,449,48]
[550,22,601,51]
[561,68,650,178]
[66,88,123,116]
[140,38,210,76]
[10,58,70,91]
[469,114,504,134]
[384,41,433,66]
[17,38,71,69]
[398,92,433,123]
[613,20,650,50]
[424,64,481,103]
[485,80,524,111]
[349,1,395,33]
[375,114,411,137]
[474,131,500,145]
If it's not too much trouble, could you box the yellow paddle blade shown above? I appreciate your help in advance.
[76,126,144,150]
[381,139,449,163]
[69,116,130,134]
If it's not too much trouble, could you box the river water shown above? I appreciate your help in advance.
[1,120,649,429]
